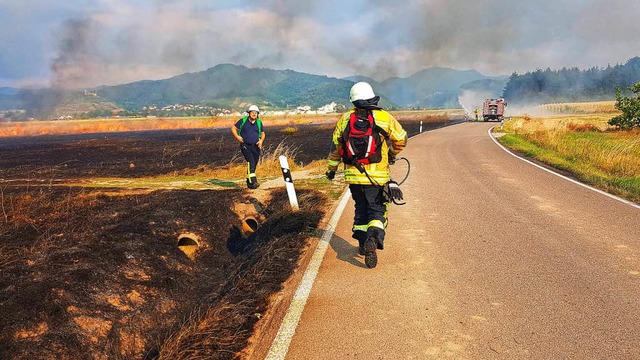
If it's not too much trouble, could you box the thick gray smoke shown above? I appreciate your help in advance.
[20,19,98,118]
[21,0,640,89]
[51,19,99,89]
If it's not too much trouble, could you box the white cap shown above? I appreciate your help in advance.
[248,105,260,113]
[349,82,376,102]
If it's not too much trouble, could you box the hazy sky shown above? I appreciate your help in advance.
[1,0,639,88]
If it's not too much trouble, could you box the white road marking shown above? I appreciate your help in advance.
[265,188,352,360]
[488,126,640,210]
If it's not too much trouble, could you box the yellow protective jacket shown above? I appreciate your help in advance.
[327,109,407,185]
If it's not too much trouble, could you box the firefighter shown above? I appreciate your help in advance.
[325,82,407,268]
[474,107,479,122]
[231,105,266,189]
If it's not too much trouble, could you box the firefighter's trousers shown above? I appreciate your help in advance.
[349,184,389,248]
[240,143,261,184]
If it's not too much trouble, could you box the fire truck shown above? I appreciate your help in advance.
[482,98,507,121]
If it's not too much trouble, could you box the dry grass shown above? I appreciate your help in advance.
[393,109,465,122]
[0,113,339,137]
[0,188,71,276]
[179,140,301,180]
[499,106,640,202]
[262,113,336,126]
[0,110,460,137]
[0,117,231,137]
[502,114,615,134]
[524,131,640,177]
[503,114,640,177]
[537,101,620,115]
[157,190,327,359]
[280,126,299,135]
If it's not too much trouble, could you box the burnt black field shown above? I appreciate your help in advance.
[0,115,459,359]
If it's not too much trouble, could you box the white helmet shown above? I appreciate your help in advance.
[247,105,260,113]
[349,82,376,102]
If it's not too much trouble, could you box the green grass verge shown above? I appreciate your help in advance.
[294,177,346,200]
[498,134,640,203]
[65,175,241,190]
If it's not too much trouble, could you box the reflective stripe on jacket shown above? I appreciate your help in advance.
[327,109,407,185]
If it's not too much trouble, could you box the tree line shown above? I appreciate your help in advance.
[503,57,640,104]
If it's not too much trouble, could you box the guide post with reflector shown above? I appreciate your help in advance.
[279,155,299,211]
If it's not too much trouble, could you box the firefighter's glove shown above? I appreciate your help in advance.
[325,170,336,181]
[386,181,403,202]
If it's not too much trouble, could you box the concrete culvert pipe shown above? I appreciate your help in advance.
[242,217,259,235]
[177,233,200,260]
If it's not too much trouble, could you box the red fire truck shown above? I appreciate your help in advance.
[482,98,507,121]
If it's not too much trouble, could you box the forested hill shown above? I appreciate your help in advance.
[5,57,640,119]
[95,64,355,110]
[503,57,640,105]
[97,65,498,111]
[1,65,499,119]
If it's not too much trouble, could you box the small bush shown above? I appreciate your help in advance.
[609,83,640,129]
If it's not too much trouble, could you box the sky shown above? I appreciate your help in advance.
[1,0,639,89]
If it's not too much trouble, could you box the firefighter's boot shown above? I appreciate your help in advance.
[364,227,385,268]
[368,227,385,250]
[250,176,260,189]
[363,228,378,268]
[362,235,377,268]
[352,230,367,256]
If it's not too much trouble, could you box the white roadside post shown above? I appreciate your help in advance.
[279,155,299,211]
[419,120,423,133]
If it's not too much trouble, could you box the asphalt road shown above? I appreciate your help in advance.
[283,122,640,359]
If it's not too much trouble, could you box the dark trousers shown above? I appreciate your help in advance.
[240,143,261,176]
[349,184,388,248]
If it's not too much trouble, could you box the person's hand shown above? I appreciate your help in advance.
[386,180,403,201]
[236,136,244,143]
[325,170,335,180]
[257,140,264,149]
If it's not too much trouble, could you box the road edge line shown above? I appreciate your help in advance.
[488,126,640,210]
[264,187,352,360]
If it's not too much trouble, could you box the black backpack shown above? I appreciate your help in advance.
[340,110,388,170]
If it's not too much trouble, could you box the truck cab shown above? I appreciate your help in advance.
[482,98,507,121]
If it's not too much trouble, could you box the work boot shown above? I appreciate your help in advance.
[367,227,385,250]
[358,242,365,255]
[250,176,260,189]
[352,231,367,255]
[363,235,377,268]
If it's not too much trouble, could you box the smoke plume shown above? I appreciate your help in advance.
[51,19,100,89]
[4,0,640,90]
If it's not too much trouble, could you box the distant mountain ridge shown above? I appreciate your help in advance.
[0,64,505,118]
[95,64,357,111]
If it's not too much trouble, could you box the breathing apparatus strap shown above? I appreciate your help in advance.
[354,161,406,206]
